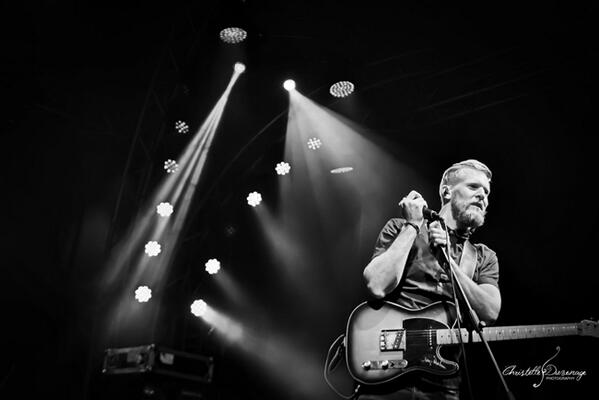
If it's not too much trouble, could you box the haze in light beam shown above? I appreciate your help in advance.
[195,304,330,400]
[260,89,426,309]
[101,66,244,340]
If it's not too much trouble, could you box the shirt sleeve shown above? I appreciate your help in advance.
[474,245,500,288]
[372,218,403,260]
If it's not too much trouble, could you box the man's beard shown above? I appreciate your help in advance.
[451,199,486,229]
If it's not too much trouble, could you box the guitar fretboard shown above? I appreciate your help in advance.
[436,323,579,344]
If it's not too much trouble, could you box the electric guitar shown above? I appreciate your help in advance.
[345,301,598,385]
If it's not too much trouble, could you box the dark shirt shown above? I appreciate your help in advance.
[372,218,499,310]
[367,218,500,393]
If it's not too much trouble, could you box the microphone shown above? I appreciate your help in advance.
[423,207,443,221]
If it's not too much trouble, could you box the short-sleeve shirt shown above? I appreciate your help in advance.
[372,218,499,310]
[363,218,500,393]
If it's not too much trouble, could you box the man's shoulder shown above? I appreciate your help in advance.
[470,241,497,258]
[380,217,406,231]
[386,217,404,226]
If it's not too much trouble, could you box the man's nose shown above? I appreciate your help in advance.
[474,189,486,201]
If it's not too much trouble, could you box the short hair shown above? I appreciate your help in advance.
[439,159,492,204]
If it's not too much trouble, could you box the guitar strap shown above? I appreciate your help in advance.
[459,240,477,280]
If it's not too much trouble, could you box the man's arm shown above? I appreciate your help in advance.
[450,259,501,324]
[428,221,501,324]
[363,224,418,298]
[363,190,427,299]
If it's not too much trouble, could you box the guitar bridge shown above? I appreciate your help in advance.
[379,329,406,352]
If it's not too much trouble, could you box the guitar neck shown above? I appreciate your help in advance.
[437,323,580,345]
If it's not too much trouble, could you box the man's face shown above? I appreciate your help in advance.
[449,168,491,229]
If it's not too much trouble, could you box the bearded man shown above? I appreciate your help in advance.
[360,159,501,400]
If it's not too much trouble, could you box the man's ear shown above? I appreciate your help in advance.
[441,185,451,200]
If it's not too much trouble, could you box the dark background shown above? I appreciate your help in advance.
[2,1,598,399]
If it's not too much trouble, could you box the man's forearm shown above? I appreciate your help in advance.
[363,226,418,298]
[453,266,501,324]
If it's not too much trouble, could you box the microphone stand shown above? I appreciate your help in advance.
[437,219,516,400]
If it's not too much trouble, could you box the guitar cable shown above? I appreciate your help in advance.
[323,334,361,399]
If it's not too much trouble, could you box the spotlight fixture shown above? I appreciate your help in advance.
[224,224,237,237]
[205,259,221,275]
[234,62,246,73]
[219,27,247,44]
[135,286,152,303]
[283,79,296,91]
[246,191,262,207]
[175,120,189,134]
[144,241,162,257]
[275,162,291,175]
[190,299,208,317]
[156,202,174,217]
[329,81,355,98]
[307,138,322,150]
[164,159,179,174]
[331,166,354,174]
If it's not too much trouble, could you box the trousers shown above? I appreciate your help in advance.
[357,383,459,400]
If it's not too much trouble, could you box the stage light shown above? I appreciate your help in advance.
[275,162,291,175]
[135,286,152,303]
[205,259,221,275]
[307,138,322,150]
[224,224,237,237]
[247,191,262,207]
[283,79,296,91]
[164,159,179,174]
[175,120,189,134]
[330,166,354,174]
[329,81,355,98]
[234,62,246,73]
[156,202,174,217]
[219,27,247,44]
[190,299,208,317]
[144,241,162,257]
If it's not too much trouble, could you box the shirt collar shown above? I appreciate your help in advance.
[448,226,472,241]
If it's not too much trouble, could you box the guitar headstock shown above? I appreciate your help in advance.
[578,319,599,338]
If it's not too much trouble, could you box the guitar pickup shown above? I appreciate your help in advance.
[379,329,406,351]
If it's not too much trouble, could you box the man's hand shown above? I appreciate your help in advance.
[398,190,427,228]
[428,220,447,247]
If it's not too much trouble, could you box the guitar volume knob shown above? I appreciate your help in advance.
[361,361,372,370]
[381,360,390,369]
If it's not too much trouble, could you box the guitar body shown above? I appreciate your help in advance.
[346,301,459,385]
[343,300,597,386]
